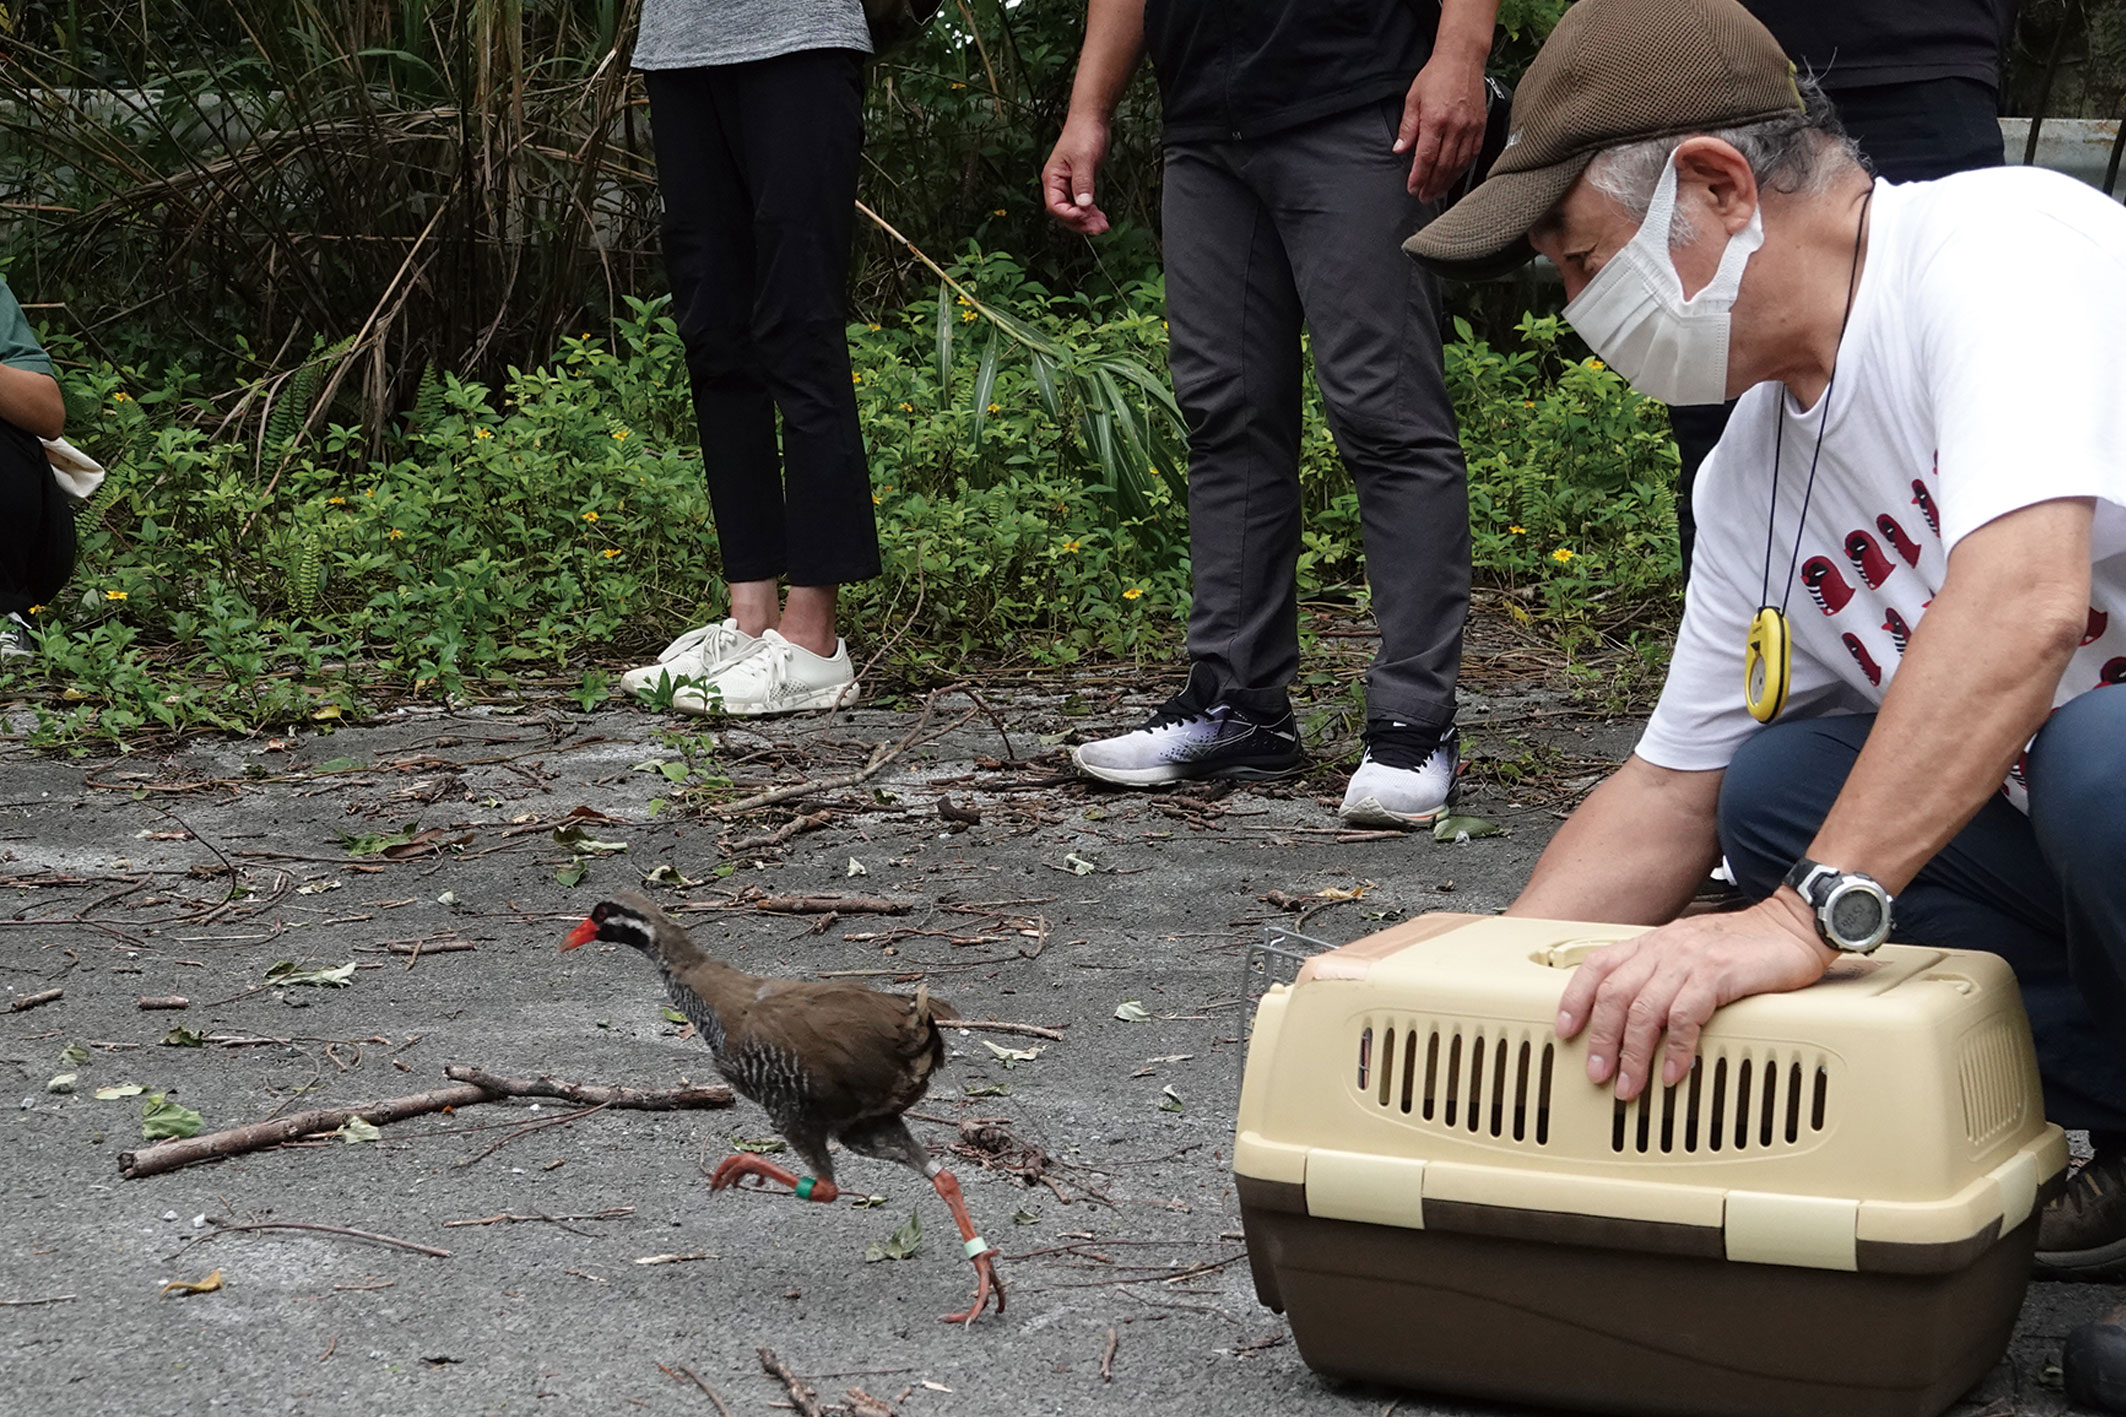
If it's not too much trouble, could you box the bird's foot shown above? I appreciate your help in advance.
[941,1244,1005,1326]
[708,1152,838,1202]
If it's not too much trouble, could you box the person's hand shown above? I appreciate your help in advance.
[1042,118,1114,236]
[1395,52,1488,201]
[1555,894,1837,1100]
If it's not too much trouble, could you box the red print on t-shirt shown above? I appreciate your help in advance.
[1802,556,1855,615]
[1844,529,1897,589]
[1842,633,1884,686]
[2085,608,2110,646]
[1876,513,1923,567]
[1910,480,1939,536]
[2101,657,2126,688]
[1882,608,1911,655]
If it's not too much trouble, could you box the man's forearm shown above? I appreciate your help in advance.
[1431,0,1499,69]
[0,363,63,440]
[1806,499,2093,892]
[1064,0,1146,127]
[1510,755,1724,925]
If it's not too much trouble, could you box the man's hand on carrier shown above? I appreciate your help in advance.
[1554,895,1837,1100]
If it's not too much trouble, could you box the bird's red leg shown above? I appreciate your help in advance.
[930,1168,1004,1325]
[708,1153,839,1202]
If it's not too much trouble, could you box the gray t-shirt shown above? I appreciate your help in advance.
[635,0,870,70]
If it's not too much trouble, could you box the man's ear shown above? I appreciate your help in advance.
[1671,135,1760,239]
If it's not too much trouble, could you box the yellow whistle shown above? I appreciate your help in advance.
[1744,606,1791,723]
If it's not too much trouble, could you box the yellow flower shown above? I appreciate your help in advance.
[610,428,629,441]
[326,496,346,505]
[1523,400,1535,408]
[1122,587,1144,601]
[363,488,376,498]
[898,401,915,413]
[992,208,1007,217]
[851,372,863,384]
[583,511,600,523]
[387,528,405,540]
[872,494,883,505]
[111,391,132,403]
[956,294,971,306]
[1586,358,1606,371]
[1063,539,1080,553]
[867,322,881,331]
[986,401,1002,415]
[601,548,623,559]
[1552,547,1576,563]
[882,485,895,493]
[104,590,127,601]
[950,81,965,90]
[473,427,492,439]
[25,605,43,615]
[960,309,977,323]
[1508,524,1526,534]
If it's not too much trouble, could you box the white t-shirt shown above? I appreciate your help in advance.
[1637,169,2126,810]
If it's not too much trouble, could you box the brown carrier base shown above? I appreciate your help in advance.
[1239,1177,2035,1417]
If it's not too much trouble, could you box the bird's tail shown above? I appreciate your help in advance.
[915,982,959,1023]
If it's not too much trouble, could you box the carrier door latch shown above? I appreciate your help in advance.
[1724,1190,1858,1271]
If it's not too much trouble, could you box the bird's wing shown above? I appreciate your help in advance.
[731,981,944,1132]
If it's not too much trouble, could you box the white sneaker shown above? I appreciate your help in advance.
[0,613,32,661]
[1339,724,1459,827]
[674,629,859,717]
[621,618,760,699]
[1072,703,1306,786]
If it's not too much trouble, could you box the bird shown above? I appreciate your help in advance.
[561,893,1003,1324]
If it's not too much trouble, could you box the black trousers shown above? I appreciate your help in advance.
[1669,76,2005,573]
[0,417,72,616]
[644,50,881,588]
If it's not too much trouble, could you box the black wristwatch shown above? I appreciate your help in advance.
[1782,858,1894,955]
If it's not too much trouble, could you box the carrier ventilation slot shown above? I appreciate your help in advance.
[1957,1019,2027,1147]
[1359,1022,1553,1145]
[1610,1049,1831,1155]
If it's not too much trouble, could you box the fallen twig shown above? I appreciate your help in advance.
[947,1020,1067,1042]
[726,810,834,854]
[138,995,190,1010]
[119,1067,734,1179]
[746,895,915,917]
[203,1218,449,1259]
[0,1294,76,1307]
[758,1348,826,1417]
[713,699,976,818]
[847,1387,898,1417]
[660,1364,736,1417]
[1101,1327,1119,1382]
[443,1208,634,1231]
[8,988,62,1012]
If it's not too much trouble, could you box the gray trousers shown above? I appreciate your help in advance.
[1163,98,1470,732]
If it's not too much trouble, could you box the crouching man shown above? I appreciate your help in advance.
[1403,0,2126,1402]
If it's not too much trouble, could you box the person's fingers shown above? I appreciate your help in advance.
[1613,965,1690,1101]
[1405,121,1446,198]
[1393,87,1424,154]
[1041,154,1081,218]
[1660,976,1722,1088]
[1581,949,1661,1086]
[1556,940,1634,1039]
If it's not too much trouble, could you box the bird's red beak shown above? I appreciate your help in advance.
[562,918,599,951]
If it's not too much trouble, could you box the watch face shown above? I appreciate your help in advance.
[1828,886,1886,945]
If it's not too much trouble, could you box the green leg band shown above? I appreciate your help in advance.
[796,1176,816,1200]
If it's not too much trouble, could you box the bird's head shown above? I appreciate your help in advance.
[562,897,657,954]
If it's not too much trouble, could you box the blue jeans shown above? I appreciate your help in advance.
[1717,687,2126,1132]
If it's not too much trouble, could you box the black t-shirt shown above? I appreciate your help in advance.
[1740,0,2018,90]
[1142,0,1435,144]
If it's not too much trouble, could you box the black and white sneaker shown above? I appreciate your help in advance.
[0,613,32,662]
[1072,691,1306,787]
[1340,723,1459,827]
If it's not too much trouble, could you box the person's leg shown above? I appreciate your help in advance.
[1164,140,1307,722]
[1718,712,2126,1133]
[1830,77,2004,185]
[1257,99,1468,741]
[722,47,878,650]
[643,67,785,626]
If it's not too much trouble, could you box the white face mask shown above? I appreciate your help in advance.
[1562,156,1764,407]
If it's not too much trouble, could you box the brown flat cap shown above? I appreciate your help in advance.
[1404,0,1804,280]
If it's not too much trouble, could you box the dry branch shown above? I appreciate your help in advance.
[119,1067,734,1179]
[8,989,62,1012]
[947,1020,1067,1042]
[1101,1327,1119,1382]
[747,895,914,917]
[138,995,191,1010]
[203,1219,449,1258]
[712,698,977,818]
[758,1347,826,1417]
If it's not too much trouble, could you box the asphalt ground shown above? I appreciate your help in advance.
[1,681,2117,1417]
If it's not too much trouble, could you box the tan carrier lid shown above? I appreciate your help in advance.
[1233,914,2068,1274]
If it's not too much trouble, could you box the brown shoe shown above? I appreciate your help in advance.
[2037,1143,2126,1281]
[2065,1302,2126,1410]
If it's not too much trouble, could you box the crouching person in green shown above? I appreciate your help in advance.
[0,273,69,661]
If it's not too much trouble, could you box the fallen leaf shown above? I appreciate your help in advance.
[435,890,461,906]
[640,864,691,887]
[921,1381,953,1394]
[730,1136,785,1154]
[1012,1208,1040,1225]
[314,756,363,774]
[263,960,356,988]
[848,1194,887,1209]
[864,1211,922,1263]
[295,879,342,895]
[980,1039,1042,1067]
[59,1042,89,1066]
[963,1083,1011,1098]
[1146,1054,1194,1064]
[1064,852,1100,876]
[1316,885,1368,901]
[1159,1084,1185,1113]
[161,1269,222,1296]
[141,1093,203,1141]
[160,1027,205,1048]
[340,821,423,857]
[1113,1000,1153,1023]
[660,1007,688,1025]
[846,857,867,878]
[1433,814,1505,844]
[336,1117,381,1144]
[93,1083,146,1100]
[552,823,627,854]
[46,1072,76,1094]
[555,859,589,889]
